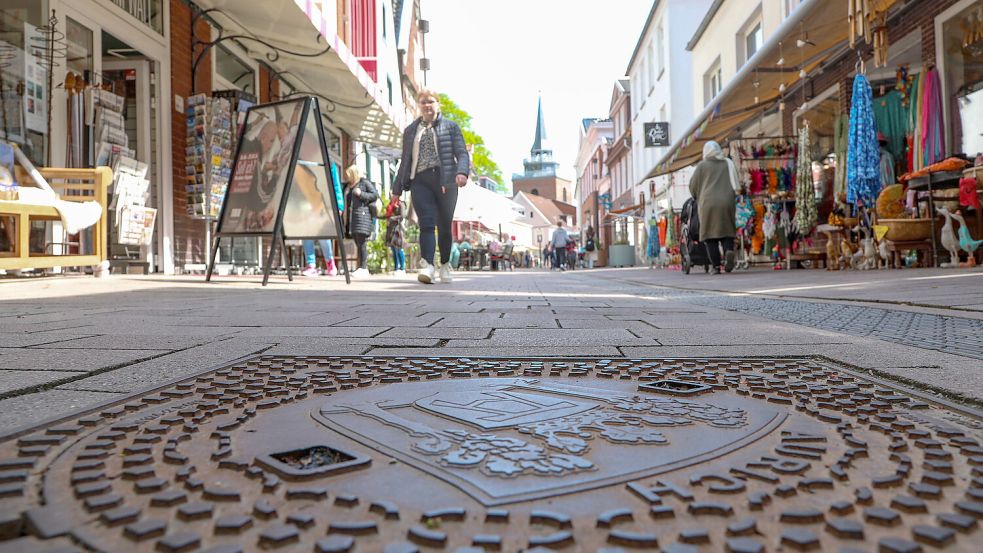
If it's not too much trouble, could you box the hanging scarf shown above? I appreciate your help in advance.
[921,68,945,167]
[833,114,849,200]
[911,71,926,170]
[794,123,818,234]
[847,74,881,206]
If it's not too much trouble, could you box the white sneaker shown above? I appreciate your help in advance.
[394,269,406,276]
[418,260,435,284]
[351,267,369,278]
[439,263,453,283]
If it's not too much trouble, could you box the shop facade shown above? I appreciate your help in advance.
[0,0,418,274]
[648,0,983,270]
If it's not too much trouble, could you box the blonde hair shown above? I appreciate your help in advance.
[344,165,364,184]
[416,88,439,103]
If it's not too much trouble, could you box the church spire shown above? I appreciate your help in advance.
[515,93,559,179]
[531,94,548,154]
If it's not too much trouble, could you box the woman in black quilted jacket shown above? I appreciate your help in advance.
[343,165,378,277]
[391,88,470,284]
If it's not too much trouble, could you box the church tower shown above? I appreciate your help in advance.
[523,96,559,177]
[512,95,573,203]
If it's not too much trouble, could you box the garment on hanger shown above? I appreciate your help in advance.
[847,74,881,206]
[872,89,909,174]
[834,114,849,200]
[920,68,945,168]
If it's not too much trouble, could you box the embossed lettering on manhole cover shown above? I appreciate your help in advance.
[1,356,981,553]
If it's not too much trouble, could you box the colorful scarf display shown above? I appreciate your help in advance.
[919,68,945,168]
[847,74,881,206]
[794,123,818,234]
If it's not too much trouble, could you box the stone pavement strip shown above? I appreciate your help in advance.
[1,268,983,432]
[1,268,982,551]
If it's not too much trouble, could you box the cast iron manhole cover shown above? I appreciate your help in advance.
[2,356,982,552]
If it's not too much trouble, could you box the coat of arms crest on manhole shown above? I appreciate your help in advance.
[316,378,784,505]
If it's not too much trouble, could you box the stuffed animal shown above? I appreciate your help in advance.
[840,236,858,269]
[936,206,961,268]
[822,229,839,270]
[854,226,877,270]
[951,210,983,267]
[878,239,891,269]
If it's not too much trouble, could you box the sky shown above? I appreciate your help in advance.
[424,0,652,188]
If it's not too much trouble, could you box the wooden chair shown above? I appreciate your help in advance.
[489,244,514,271]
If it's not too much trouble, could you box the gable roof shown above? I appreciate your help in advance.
[515,192,577,225]
[686,0,725,51]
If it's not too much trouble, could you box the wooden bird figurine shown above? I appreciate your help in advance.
[936,206,961,268]
[822,229,839,270]
[951,210,983,267]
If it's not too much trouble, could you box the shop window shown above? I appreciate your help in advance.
[739,8,764,68]
[0,4,47,164]
[784,0,804,20]
[656,24,665,79]
[940,1,983,158]
[704,60,723,106]
[744,22,763,63]
[647,41,656,91]
[214,44,255,95]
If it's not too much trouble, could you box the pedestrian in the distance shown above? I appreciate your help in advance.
[550,220,569,271]
[392,88,471,284]
[688,140,740,274]
[385,200,406,276]
[343,165,378,278]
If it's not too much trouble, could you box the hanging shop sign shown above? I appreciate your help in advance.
[207,96,349,286]
[644,122,670,147]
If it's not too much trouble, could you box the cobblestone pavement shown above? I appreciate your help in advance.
[635,288,983,361]
[1,267,981,434]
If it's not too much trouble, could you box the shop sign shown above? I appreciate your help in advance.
[644,122,670,147]
[110,0,163,34]
[210,96,349,286]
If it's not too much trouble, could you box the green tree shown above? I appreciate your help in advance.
[437,93,507,194]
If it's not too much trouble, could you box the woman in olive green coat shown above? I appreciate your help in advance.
[688,141,740,274]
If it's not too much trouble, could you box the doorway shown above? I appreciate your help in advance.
[54,2,172,273]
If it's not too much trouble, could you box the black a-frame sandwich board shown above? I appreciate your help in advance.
[206,96,350,286]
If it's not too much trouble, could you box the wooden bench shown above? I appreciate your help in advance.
[0,167,110,273]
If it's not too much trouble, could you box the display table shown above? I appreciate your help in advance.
[883,239,933,269]
[0,167,110,273]
[908,170,982,266]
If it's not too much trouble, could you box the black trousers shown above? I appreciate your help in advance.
[411,167,457,265]
[704,237,735,268]
[353,233,369,269]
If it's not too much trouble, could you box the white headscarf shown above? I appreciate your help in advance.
[703,140,742,194]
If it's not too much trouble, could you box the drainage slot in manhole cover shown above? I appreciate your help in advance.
[255,445,370,480]
[639,379,713,396]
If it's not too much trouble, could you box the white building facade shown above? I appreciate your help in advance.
[627,0,714,216]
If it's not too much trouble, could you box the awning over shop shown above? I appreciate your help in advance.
[192,0,404,149]
[649,0,853,178]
